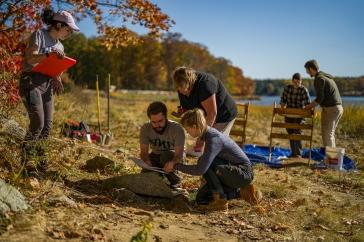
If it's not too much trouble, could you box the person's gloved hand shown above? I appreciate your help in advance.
[51,76,64,95]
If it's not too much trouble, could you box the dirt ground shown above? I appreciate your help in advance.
[0,90,363,242]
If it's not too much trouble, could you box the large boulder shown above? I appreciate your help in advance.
[0,179,29,215]
[102,172,174,198]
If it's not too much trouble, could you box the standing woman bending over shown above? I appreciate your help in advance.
[172,67,237,154]
[164,109,262,211]
[20,9,80,176]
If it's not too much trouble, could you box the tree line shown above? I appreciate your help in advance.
[255,77,364,96]
[63,32,363,97]
[63,32,255,95]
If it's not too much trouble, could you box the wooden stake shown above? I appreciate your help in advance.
[108,73,111,132]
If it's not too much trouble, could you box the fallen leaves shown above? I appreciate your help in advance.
[292,198,307,207]
[134,211,153,217]
[317,224,330,231]
[255,205,267,215]
[46,227,82,239]
[225,228,239,234]
[28,177,40,190]
[208,214,256,236]
[336,230,352,235]
[272,223,289,231]
[342,218,360,226]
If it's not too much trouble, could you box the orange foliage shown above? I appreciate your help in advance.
[0,0,173,111]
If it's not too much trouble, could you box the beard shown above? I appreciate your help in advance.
[153,123,167,134]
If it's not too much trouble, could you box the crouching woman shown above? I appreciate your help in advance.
[164,109,262,210]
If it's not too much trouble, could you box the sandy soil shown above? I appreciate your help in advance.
[0,90,363,242]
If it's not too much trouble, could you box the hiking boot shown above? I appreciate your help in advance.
[240,183,263,205]
[198,192,228,211]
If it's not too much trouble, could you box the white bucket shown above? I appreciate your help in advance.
[325,146,345,170]
[86,134,92,143]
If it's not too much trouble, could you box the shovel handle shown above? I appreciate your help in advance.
[96,75,101,134]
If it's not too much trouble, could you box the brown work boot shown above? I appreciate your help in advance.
[198,192,228,211]
[240,183,263,205]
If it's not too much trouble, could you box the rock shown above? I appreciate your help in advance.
[167,194,192,212]
[85,156,114,172]
[47,195,77,208]
[0,119,26,140]
[0,179,29,215]
[112,188,144,204]
[102,172,174,198]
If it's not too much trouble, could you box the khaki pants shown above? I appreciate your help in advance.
[212,118,236,136]
[321,105,343,148]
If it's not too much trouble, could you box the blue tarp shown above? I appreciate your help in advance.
[242,144,357,170]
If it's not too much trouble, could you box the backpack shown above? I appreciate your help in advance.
[61,119,98,142]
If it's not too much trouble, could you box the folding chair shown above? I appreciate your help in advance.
[269,102,315,164]
[230,102,250,146]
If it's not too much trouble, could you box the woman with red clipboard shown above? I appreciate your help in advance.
[19,9,80,177]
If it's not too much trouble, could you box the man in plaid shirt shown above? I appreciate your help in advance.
[280,73,311,157]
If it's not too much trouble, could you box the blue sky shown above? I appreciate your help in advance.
[77,0,364,79]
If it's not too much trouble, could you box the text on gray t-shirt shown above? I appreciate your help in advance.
[140,120,185,154]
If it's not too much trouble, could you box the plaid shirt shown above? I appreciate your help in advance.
[280,85,311,108]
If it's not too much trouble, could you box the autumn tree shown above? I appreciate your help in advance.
[0,0,173,115]
[63,30,255,94]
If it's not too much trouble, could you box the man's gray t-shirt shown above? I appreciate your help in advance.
[140,120,185,154]
[22,29,64,73]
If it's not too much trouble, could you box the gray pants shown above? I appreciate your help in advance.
[321,105,343,147]
[19,72,53,141]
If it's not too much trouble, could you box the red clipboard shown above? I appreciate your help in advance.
[32,54,77,77]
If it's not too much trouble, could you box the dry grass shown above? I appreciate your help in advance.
[0,89,363,241]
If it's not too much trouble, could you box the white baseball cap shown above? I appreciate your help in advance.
[53,10,80,31]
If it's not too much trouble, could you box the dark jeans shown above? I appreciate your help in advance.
[196,159,253,205]
[285,117,303,156]
[19,72,53,141]
[147,151,181,186]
